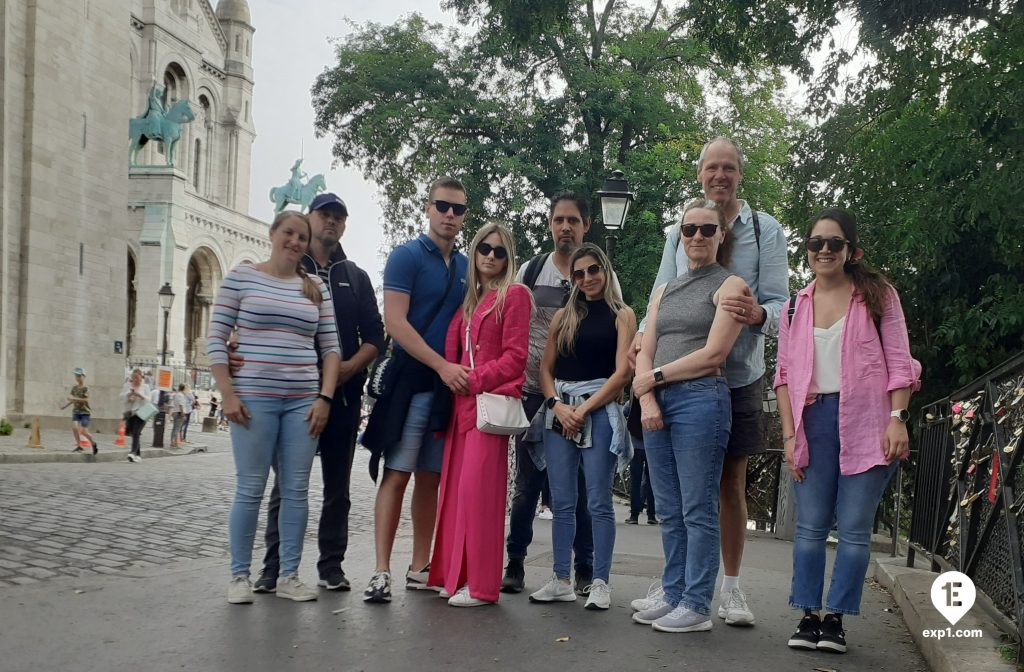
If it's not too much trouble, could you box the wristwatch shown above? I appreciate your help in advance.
[546,396,558,410]
[653,367,665,386]
[891,409,910,423]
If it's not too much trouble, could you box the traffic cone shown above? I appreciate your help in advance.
[27,418,42,448]
[114,420,127,447]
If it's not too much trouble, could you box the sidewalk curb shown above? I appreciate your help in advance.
[0,444,208,464]
[873,557,1014,672]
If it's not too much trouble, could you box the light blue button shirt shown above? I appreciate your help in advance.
[639,201,789,389]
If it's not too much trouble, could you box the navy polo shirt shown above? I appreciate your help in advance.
[383,233,468,355]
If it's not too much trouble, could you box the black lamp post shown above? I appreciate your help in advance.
[596,169,635,261]
[152,282,175,448]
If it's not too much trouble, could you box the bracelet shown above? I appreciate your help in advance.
[317,394,333,404]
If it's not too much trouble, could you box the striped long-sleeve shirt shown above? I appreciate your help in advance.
[207,264,341,398]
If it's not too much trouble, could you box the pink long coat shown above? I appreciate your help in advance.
[428,284,531,601]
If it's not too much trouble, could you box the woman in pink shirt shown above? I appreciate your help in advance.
[775,208,917,654]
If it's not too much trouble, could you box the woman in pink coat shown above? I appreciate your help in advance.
[429,222,531,606]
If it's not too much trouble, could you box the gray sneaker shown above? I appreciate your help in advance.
[528,575,577,603]
[275,574,318,602]
[632,599,673,624]
[652,605,713,633]
[227,575,254,604]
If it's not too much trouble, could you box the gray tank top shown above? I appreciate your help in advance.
[653,263,732,371]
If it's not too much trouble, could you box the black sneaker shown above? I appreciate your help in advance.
[787,613,821,650]
[252,570,278,594]
[647,516,660,525]
[501,559,525,594]
[574,571,593,597]
[817,614,847,653]
[317,567,351,591]
[625,515,639,525]
[363,571,392,603]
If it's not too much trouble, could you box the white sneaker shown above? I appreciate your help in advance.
[276,574,318,602]
[538,509,553,520]
[439,588,452,599]
[632,600,673,624]
[448,586,491,607]
[528,575,577,603]
[583,578,610,610]
[227,575,254,604]
[718,587,756,626]
[631,581,665,612]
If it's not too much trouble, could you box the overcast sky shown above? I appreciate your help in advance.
[245,1,860,283]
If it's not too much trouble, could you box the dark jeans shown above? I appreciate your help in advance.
[506,393,593,576]
[629,447,656,518]
[262,388,361,578]
[126,415,145,455]
[181,413,191,441]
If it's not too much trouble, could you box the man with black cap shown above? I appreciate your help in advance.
[247,193,385,593]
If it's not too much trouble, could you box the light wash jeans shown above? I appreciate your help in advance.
[790,393,897,614]
[228,394,317,577]
[643,376,731,615]
[545,408,616,582]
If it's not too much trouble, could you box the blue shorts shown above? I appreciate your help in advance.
[383,391,445,473]
[72,414,91,427]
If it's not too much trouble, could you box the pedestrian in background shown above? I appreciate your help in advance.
[170,384,187,449]
[120,368,151,462]
[181,387,196,443]
[209,210,341,605]
[428,223,531,607]
[67,367,97,455]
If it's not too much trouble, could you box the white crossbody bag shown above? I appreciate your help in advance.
[466,323,529,436]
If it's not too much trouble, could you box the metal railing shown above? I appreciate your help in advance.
[906,352,1024,662]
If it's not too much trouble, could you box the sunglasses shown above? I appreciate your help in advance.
[805,236,849,253]
[681,223,720,238]
[571,264,603,281]
[430,199,468,216]
[476,242,508,260]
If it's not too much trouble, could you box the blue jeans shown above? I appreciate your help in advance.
[628,439,656,518]
[545,408,616,582]
[506,394,593,574]
[643,376,731,615]
[790,394,896,615]
[229,395,318,577]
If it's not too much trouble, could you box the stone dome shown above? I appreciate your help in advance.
[215,0,251,24]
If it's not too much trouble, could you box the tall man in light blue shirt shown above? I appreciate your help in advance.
[631,137,789,626]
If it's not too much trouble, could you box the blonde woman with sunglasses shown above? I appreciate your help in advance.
[428,223,532,607]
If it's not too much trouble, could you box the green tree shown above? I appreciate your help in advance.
[789,4,1024,394]
[311,1,805,310]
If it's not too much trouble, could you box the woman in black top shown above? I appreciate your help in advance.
[529,243,636,611]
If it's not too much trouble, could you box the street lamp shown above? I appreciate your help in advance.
[596,169,634,260]
[153,282,175,448]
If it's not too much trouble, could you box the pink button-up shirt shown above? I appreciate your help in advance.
[773,281,919,475]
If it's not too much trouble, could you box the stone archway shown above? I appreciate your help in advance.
[184,247,222,367]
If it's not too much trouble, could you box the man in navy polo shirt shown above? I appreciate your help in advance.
[363,176,470,603]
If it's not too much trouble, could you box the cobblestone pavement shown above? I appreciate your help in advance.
[0,435,384,588]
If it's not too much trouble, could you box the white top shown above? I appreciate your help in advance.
[811,316,844,395]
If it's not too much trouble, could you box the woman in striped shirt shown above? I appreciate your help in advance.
[209,211,341,605]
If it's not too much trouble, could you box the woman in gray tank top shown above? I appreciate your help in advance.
[629,198,748,633]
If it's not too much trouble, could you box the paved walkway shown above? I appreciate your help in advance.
[0,449,927,672]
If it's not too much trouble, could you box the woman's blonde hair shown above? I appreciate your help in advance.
[554,242,626,356]
[463,222,518,323]
[270,211,322,305]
